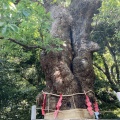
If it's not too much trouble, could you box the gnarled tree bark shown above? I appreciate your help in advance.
[37,0,101,118]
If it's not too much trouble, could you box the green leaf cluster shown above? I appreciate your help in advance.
[0,0,62,52]
[0,50,45,120]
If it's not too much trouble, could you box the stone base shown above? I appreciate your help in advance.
[44,109,95,119]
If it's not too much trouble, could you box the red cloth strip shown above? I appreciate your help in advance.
[85,95,94,116]
[54,94,62,119]
[94,101,99,112]
[42,93,46,115]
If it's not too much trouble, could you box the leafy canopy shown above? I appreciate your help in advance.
[0,0,62,52]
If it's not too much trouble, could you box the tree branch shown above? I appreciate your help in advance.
[93,63,106,75]
[111,64,117,84]
[107,43,119,82]
[0,37,45,50]
[101,55,119,92]
[101,55,115,85]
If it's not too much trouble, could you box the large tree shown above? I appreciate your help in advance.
[37,0,101,118]
[0,0,101,119]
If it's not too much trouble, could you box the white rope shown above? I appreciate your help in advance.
[42,90,94,97]
[39,90,95,112]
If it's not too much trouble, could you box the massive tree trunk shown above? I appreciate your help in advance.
[37,0,101,118]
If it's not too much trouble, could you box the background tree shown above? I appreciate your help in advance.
[91,0,120,92]
[91,0,120,118]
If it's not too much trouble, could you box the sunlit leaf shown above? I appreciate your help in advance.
[8,1,16,11]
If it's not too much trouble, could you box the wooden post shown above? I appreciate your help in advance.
[31,105,36,120]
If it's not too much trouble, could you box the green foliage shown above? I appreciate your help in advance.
[0,49,45,120]
[0,0,63,119]
[91,0,120,118]
[0,1,62,118]
[91,0,120,88]
[0,0,62,52]
[93,0,120,24]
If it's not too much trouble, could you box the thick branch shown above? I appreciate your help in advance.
[111,64,117,84]
[69,0,101,56]
[93,63,106,75]
[100,55,119,92]
[101,55,115,85]
[107,43,119,82]
[0,37,45,50]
